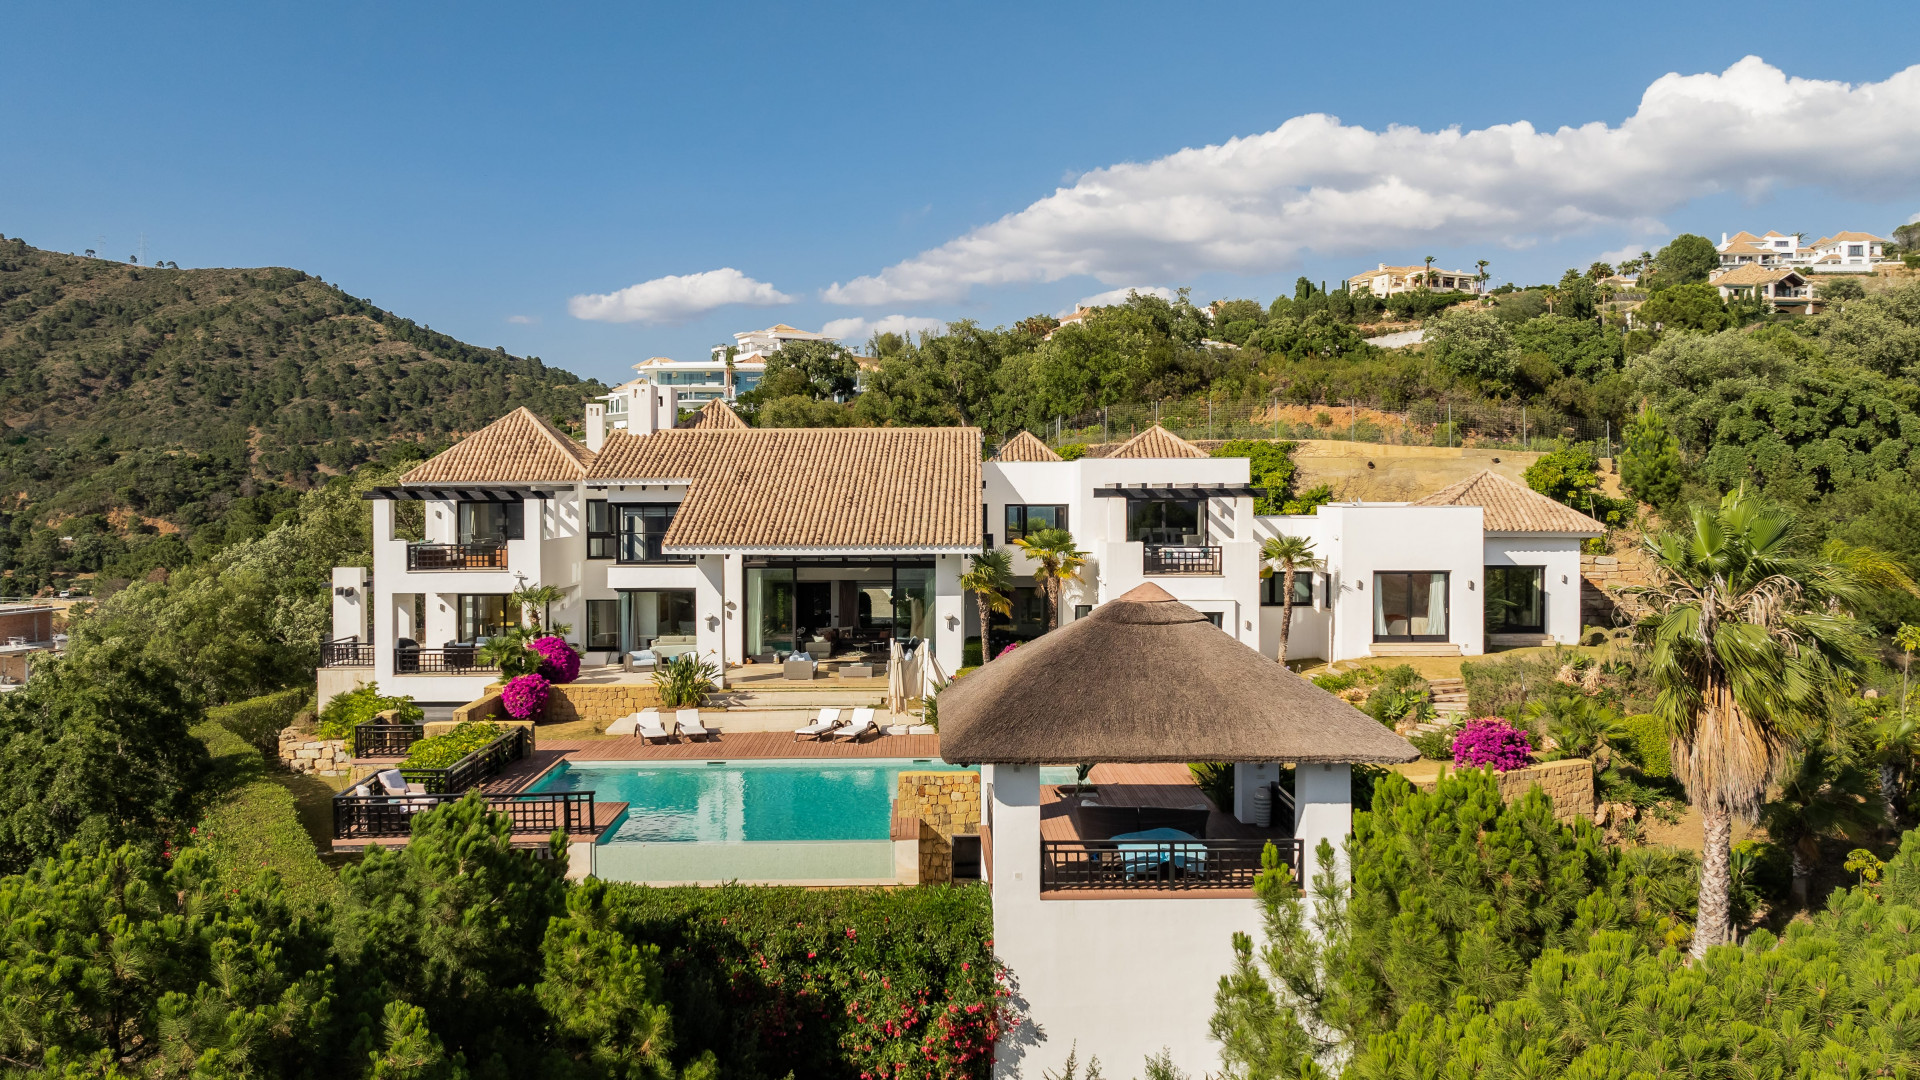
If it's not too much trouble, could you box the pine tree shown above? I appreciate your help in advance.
[1619,406,1682,509]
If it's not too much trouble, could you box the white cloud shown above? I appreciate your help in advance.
[1064,285,1176,315]
[824,57,1920,305]
[819,314,947,343]
[506,314,538,325]
[569,268,793,324]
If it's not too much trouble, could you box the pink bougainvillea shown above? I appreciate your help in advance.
[995,642,1019,659]
[529,635,580,683]
[1452,717,1534,771]
[501,673,550,719]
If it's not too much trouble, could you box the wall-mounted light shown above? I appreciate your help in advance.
[1468,580,1475,591]
[333,586,355,597]
[1561,574,1569,584]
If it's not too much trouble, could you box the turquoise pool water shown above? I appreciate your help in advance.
[530,759,973,882]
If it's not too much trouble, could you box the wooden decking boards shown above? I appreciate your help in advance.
[330,800,630,852]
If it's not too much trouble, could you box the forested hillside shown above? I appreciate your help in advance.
[0,235,604,591]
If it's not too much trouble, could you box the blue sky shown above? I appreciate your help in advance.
[4,1,1919,386]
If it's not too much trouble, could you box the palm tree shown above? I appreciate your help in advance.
[1628,490,1901,957]
[1259,535,1322,667]
[1421,255,1435,290]
[511,583,566,632]
[960,550,1014,663]
[1867,709,1920,829]
[1757,745,1882,907]
[1895,623,1920,713]
[1475,259,1490,292]
[1012,527,1086,632]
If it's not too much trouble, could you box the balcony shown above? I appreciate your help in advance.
[1142,544,1222,575]
[394,645,501,674]
[406,542,509,571]
[1041,837,1298,891]
[320,637,375,667]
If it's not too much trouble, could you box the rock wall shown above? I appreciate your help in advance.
[1581,550,1653,628]
[451,683,662,730]
[1407,758,1595,824]
[278,732,349,776]
[895,771,982,887]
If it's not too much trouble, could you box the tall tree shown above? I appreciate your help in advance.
[1629,490,1901,956]
[1259,536,1321,667]
[1475,259,1490,290]
[1011,527,1086,631]
[1620,405,1683,510]
[1650,233,1721,287]
[1421,254,1435,290]
[1758,745,1883,906]
[960,550,1014,662]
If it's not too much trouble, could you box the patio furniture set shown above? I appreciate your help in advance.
[791,706,881,742]
[614,707,718,743]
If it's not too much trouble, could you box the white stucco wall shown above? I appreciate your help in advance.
[1483,535,1586,644]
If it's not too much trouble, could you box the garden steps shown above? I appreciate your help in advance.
[1428,677,1469,717]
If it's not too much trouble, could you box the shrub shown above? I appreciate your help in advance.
[501,673,550,719]
[1408,729,1454,760]
[1190,762,1234,809]
[315,682,423,742]
[401,721,504,769]
[1364,664,1433,727]
[1452,717,1534,770]
[653,654,718,708]
[596,881,1010,1080]
[1056,443,1088,461]
[1619,713,1671,777]
[207,685,311,753]
[189,719,338,912]
[529,635,580,683]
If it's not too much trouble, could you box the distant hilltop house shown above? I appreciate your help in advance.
[1709,264,1819,315]
[1717,230,1891,274]
[1346,263,1485,297]
[593,324,843,421]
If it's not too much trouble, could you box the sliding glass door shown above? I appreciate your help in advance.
[1372,572,1449,642]
[1485,566,1545,634]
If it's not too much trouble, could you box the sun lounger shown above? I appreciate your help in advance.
[677,709,715,741]
[832,707,878,742]
[794,707,841,741]
[375,768,433,811]
[636,708,675,743]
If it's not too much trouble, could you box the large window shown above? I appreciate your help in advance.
[1485,566,1545,634]
[1127,499,1204,546]
[1005,504,1068,542]
[990,586,1049,641]
[624,590,697,655]
[586,500,616,559]
[1261,572,1314,607]
[457,501,523,545]
[745,558,939,659]
[746,564,797,656]
[585,599,619,650]
[618,503,690,564]
[1372,572,1448,642]
[457,594,520,642]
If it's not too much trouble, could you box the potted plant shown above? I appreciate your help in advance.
[653,654,719,708]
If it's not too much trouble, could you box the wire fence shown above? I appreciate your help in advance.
[1032,396,1619,458]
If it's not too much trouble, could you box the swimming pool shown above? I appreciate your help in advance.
[530,758,974,883]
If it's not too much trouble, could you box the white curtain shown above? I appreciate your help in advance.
[1417,573,1447,636]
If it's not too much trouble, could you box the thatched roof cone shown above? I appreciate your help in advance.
[938,583,1417,765]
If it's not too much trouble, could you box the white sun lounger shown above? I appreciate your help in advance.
[375,768,433,811]
[677,709,715,741]
[794,707,841,741]
[635,708,675,743]
[832,707,878,742]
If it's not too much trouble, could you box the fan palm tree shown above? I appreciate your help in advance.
[1259,535,1322,667]
[1530,688,1629,770]
[1867,708,1920,829]
[1628,489,1905,957]
[1012,527,1086,632]
[960,550,1014,663]
[1421,255,1435,290]
[1758,745,1882,907]
[511,583,566,632]
[1475,259,1490,291]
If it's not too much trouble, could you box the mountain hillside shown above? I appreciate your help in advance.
[0,234,604,590]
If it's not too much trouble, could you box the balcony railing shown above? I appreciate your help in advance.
[392,725,532,794]
[617,533,694,564]
[321,638,376,667]
[394,646,501,674]
[1040,837,1300,892]
[406,542,509,571]
[332,791,596,840]
[1143,544,1222,576]
[352,722,424,758]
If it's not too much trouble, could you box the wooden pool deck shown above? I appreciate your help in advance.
[483,731,946,793]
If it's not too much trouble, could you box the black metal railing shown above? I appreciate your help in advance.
[1039,837,1300,891]
[395,726,533,794]
[353,722,424,758]
[1143,545,1222,575]
[333,791,597,840]
[406,542,509,571]
[321,638,376,667]
[616,533,694,564]
[394,646,500,674]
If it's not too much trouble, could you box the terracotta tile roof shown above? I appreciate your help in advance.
[401,407,594,484]
[993,431,1063,462]
[685,399,749,430]
[1411,470,1603,535]
[1107,424,1208,460]
[1720,230,1762,247]
[587,427,982,549]
[1819,231,1889,245]
[1714,265,1801,287]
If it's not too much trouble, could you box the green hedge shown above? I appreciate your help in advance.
[401,721,502,769]
[189,720,338,913]
[1620,713,1671,777]
[597,881,1005,1080]
[208,685,312,753]
[315,682,424,745]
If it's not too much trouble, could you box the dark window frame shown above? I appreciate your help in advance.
[586,500,616,560]
[585,599,619,650]
[1371,571,1450,643]
[1004,504,1069,543]
[1261,571,1315,607]
[616,502,692,565]
[1485,565,1547,635]
[456,500,523,545]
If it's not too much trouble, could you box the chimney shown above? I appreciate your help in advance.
[660,386,680,428]
[584,402,606,452]
[1721,232,1728,245]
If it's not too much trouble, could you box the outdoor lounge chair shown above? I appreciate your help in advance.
[374,768,433,813]
[831,707,878,742]
[676,709,715,741]
[793,707,841,741]
[635,708,675,743]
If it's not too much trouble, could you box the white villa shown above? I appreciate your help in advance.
[1718,229,1891,274]
[1345,263,1485,297]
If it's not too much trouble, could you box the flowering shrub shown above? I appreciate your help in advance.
[501,673,550,719]
[1452,717,1534,771]
[529,635,580,683]
[995,642,1019,659]
[598,882,1013,1079]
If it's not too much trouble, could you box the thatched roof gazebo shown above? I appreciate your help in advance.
[938,583,1417,766]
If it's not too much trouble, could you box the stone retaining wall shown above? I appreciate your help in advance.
[1406,758,1595,823]
[896,770,981,838]
[451,683,663,730]
[278,732,349,776]
[1582,550,1652,628]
